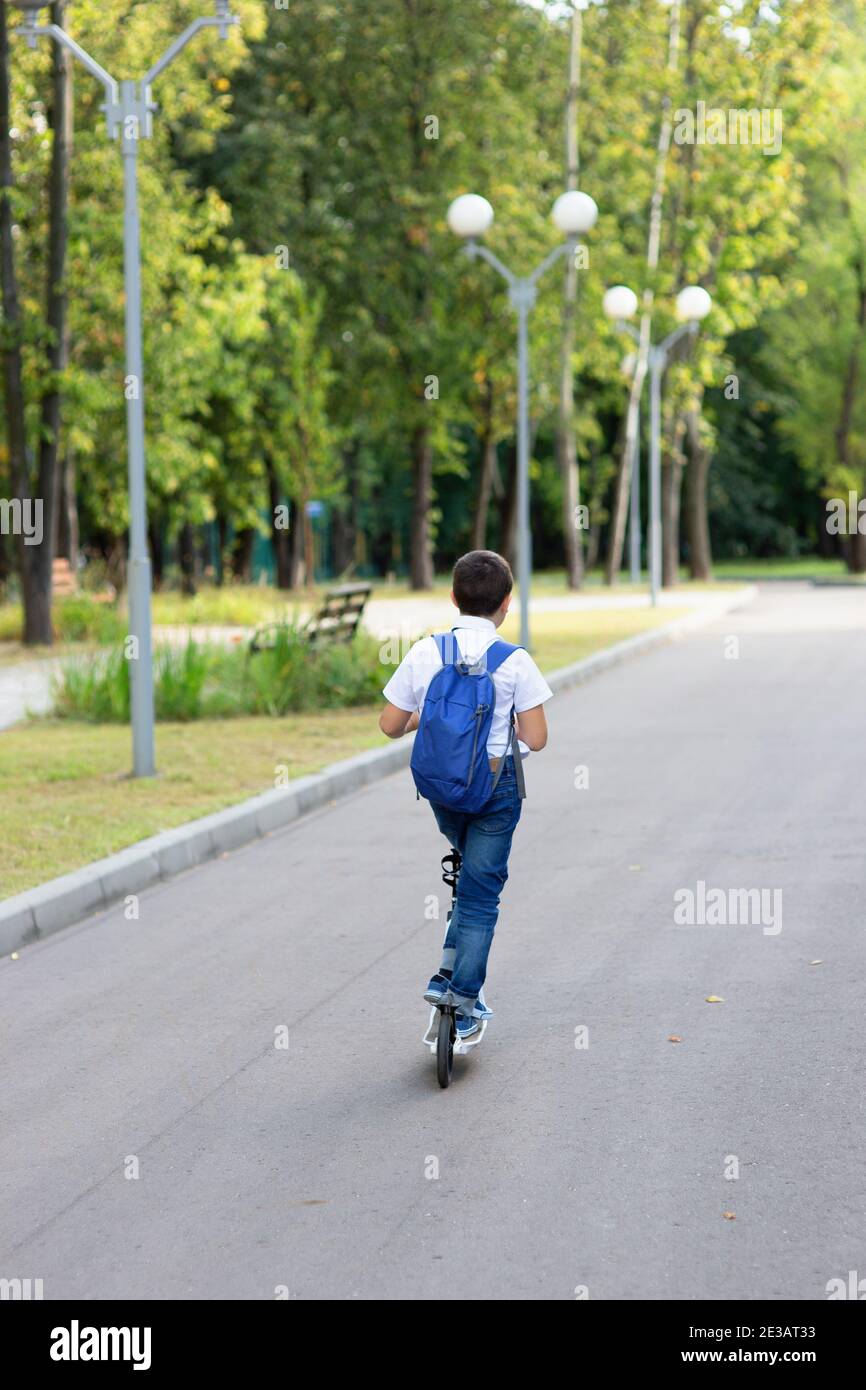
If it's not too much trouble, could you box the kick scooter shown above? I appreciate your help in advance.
[422,848,488,1088]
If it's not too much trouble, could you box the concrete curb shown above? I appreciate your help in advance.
[0,585,757,957]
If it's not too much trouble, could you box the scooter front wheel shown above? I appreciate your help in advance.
[436,1009,455,1089]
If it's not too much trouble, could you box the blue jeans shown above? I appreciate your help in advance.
[429,758,523,1014]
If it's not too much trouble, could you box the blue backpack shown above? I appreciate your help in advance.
[410,632,526,812]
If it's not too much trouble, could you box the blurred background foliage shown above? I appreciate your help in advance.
[2,0,866,614]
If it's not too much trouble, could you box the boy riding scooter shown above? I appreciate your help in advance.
[379,549,552,1038]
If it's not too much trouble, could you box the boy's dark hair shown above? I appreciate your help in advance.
[452,550,513,617]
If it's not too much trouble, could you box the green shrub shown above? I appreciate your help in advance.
[51,649,130,723]
[154,642,210,721]
[52,644,207,724]
[239,624,319,715]
[0,594,125,645]
[316,634,393,708]
[235,626,392,716]
[54,595,126,644]
[0,604,21,642]
[49,626,391,722]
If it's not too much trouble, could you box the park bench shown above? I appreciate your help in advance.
[249,581,373,655]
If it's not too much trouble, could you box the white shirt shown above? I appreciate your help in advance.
[382,614,553,758]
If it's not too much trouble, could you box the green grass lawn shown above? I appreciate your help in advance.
[0,712,384,902]
[0,603,687,898]
[0,640,89,668]
[533,557,854,585]
[149,585,310,627]
[499,604,683,670]
[710,556,856,580]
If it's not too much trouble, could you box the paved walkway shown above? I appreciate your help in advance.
[1,583,863,1298]
[0,657,62,728]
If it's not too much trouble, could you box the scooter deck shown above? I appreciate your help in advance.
[422,1008,487,1054]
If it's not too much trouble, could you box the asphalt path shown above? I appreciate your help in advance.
[1,582,864,1300]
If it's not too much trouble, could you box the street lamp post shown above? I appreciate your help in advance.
[447,190,598,651]
[603,283,712,607]
[602,285,642,585]
[630,388,641,585]
[12,1,239,777]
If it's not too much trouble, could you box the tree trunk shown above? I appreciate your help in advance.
[232,527,255,582]
[557,1,584,590]
[148,518,164,588]
[197,525,211,582]
[331,441,358,576]
[472,380,497,551]
[472,434,497,552]
[106,536,127,594]
[684,406,712,579]
[410,424,434,588]
[834,258,866,574]
[605,0,682,584]
[498,441,518,569]
[848,529,866,574]
[178,523,197,596]
[586,520,602,571]
[834,302,866,475]
[265,455,292,589]
[289,500,304,588]
[303,497,315,588]
[661,417,685,588]
[0,2,46,640]
[403,14,436,592]
[215,514,228,585]
[816,497,836,558]
[56,445,78,565]
[331,503,354,577]
[826,157,866,575]
[31,0,72,638]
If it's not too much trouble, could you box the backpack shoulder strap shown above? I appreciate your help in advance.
[489,709,527,799]
[510,716,527,799]
[432,632,458,666]
[484,639,523,675]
